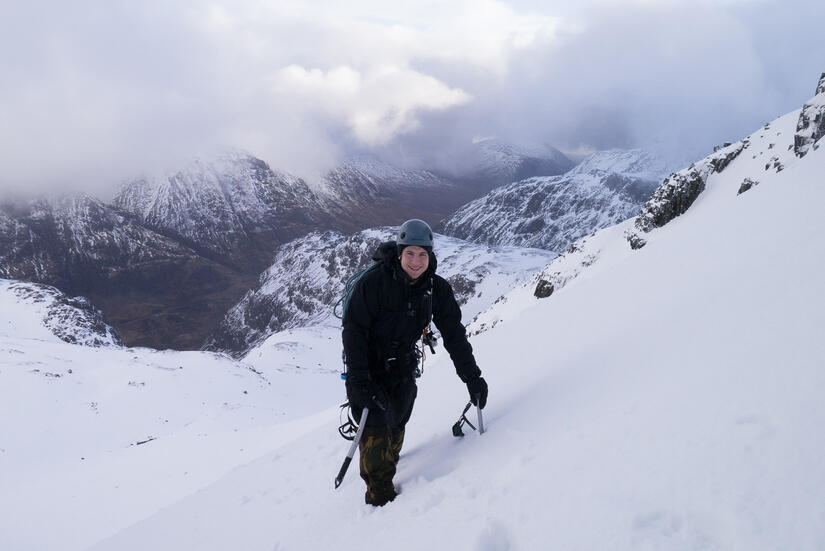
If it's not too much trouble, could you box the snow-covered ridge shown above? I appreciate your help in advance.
[0,278,122,347]
[567,148,671,180]
[439,148,666,251]
[469,138,574,180]
[627,87,813,248]
[320,156,449,191]
[205,229,555,356]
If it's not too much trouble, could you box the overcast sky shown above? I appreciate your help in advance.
[1,0,822,195]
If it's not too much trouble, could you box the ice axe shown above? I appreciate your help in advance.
[334,407,369,489]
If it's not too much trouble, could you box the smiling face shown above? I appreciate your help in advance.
[399,245,430,281]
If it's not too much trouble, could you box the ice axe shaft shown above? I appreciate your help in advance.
[334,407,369,489]
[476,394,485,434]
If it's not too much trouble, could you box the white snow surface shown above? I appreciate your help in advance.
[3,102,825,550]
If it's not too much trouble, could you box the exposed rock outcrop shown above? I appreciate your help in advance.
[631,142,746,241]
[738,178,759,195]
[793,73,825,158]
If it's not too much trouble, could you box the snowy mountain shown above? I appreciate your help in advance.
[0,193,190,284]
[3,74,825,551]
[205,228,555,356]
[463,137,575,187]
[0,278,122,347]
[312,156,463,230]
[439,148,668,251]
[0,193,253,349]
[114,152,327,267]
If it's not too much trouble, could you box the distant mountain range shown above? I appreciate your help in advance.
[0,140,572,349]
[313,140,574,231]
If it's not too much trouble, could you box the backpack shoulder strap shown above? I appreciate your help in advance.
[334,262,380,320]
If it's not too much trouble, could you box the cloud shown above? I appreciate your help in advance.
[0,0,822,195]
[273,64,471,145]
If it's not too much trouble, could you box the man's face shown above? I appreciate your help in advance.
[399,245,430,280]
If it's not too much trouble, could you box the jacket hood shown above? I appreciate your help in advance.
[373,240,438,278]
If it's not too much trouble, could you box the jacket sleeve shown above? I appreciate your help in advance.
[432,276,482,383]
[341,274,380,381]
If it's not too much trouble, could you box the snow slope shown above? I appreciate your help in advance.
[62,98,825,548]
[0,282,342,551]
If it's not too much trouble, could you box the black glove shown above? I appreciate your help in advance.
[346,377,388,411]
[466,376,488,409]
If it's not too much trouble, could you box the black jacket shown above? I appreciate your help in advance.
[342,241,481,387]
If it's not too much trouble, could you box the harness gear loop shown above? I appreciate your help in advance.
[416,324,437,378]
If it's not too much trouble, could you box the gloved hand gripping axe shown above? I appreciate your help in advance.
[451,397,485,437]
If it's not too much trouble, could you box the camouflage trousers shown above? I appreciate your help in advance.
[359,427,404,506]
[352,378,416,506]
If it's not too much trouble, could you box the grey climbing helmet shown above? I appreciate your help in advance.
[397,219,434,249]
